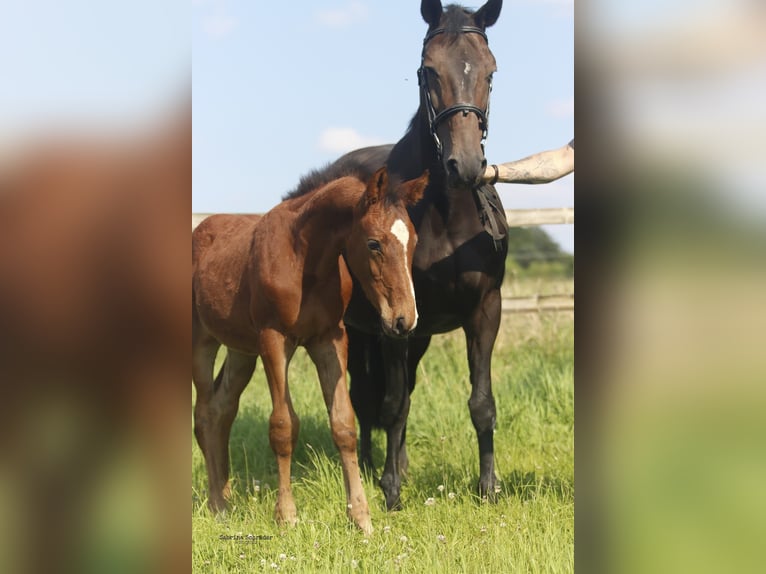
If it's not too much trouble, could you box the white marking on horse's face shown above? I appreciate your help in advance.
[464,61,472,75]
[390,218,418,324]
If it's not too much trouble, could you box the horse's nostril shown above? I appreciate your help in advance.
[481,157,487,169]
[395,316,407,336]
[446,158,460,177]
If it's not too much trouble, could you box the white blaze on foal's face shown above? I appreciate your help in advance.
[390,218,418,325]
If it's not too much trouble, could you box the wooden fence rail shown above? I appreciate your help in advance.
[192,208,574,231]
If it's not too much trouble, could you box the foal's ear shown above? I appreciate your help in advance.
[474,0,502,29]
[365,166,388,206]
[421,0,443,28]
[401,170,429,206]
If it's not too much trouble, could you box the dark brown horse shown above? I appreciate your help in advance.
[286,0,506,510]
[192,167,428,534]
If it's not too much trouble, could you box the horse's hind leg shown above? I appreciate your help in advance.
[377,336,411,511]
[348,326,382,473]
[308,330,372,535]
[463,288,502,501]
[259,329,299,526]
[398,335,431,477]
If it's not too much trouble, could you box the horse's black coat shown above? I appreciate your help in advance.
[298,0,506,510]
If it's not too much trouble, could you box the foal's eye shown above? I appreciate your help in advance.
[367,239,382,253]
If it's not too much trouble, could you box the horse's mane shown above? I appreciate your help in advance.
[282,159,371,201]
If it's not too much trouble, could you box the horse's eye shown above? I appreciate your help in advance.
[367,239,382,253]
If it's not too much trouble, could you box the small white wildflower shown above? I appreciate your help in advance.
[347,503,353,510]
[239,553,245,559]
[437,484,445,493]
[260,559,267,566]
[383,525,391,534]
[279,553,286,561]
[351,559,359,568]
[494,485,502,494]
[361,538,369,545]
[480,526,488,534]
[440,435,446,442]
[437,534,446,543]
[424,497,435,506]
[313,541,320,549]
[500,522,507,528]
[289,556,296,561]
[400,535,408,543]
[448,492,456,500]
[270,563,278,569]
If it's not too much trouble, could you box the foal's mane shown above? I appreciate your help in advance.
[283,160,370,201]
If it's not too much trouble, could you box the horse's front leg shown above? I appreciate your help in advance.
[260,329,299,526]
[307,327,372,535]
[378,336,410,511]
[463,287,502,501]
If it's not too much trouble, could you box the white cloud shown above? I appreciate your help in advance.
[316,1,368,28]
[547,98,574,118]
[203,16,238,38]
[317,127,383,153]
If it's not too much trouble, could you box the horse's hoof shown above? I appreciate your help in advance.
[478,477,499,503]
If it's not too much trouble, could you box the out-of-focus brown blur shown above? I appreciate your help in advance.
[577,1,766,572]
[0,109,190,574]
[0,4,190,574]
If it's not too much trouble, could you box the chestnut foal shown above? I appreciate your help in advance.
[192,168,428,534]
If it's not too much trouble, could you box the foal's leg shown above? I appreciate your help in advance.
[307,329,372,535]
[192,323,226,510]
[259,329,299,526]
[378,336,411,511]
[463,287,502,500]
[207,349,257,501]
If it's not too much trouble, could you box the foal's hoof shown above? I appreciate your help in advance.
[274,502,298,527]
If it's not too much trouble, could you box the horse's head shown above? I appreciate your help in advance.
[347,167,429,338]
[419,0,502,187]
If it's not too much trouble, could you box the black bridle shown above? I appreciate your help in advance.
[417,26,493,159]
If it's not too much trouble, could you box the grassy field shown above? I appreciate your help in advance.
[192,308,573,573]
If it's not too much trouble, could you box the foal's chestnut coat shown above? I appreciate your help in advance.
[192,168,427,534]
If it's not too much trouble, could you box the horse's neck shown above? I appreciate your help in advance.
[389,110,441,181]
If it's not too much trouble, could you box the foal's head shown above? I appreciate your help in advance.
[346,168,429,338]
[418,0,502,186]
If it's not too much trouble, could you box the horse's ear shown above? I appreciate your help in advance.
[474,0,502,29]
[366,166,388,206]
[401,170,429,206]
[421,0,443,27]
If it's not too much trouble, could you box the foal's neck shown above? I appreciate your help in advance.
[291,179,362,272]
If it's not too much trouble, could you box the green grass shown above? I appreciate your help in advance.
[192,311,573,573]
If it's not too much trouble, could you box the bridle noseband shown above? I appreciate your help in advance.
[417,26,493,159]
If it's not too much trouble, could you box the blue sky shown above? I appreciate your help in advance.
[192,1,573,252]
[0,1,572,253]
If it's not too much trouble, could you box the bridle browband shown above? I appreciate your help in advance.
[417,26,493,159]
